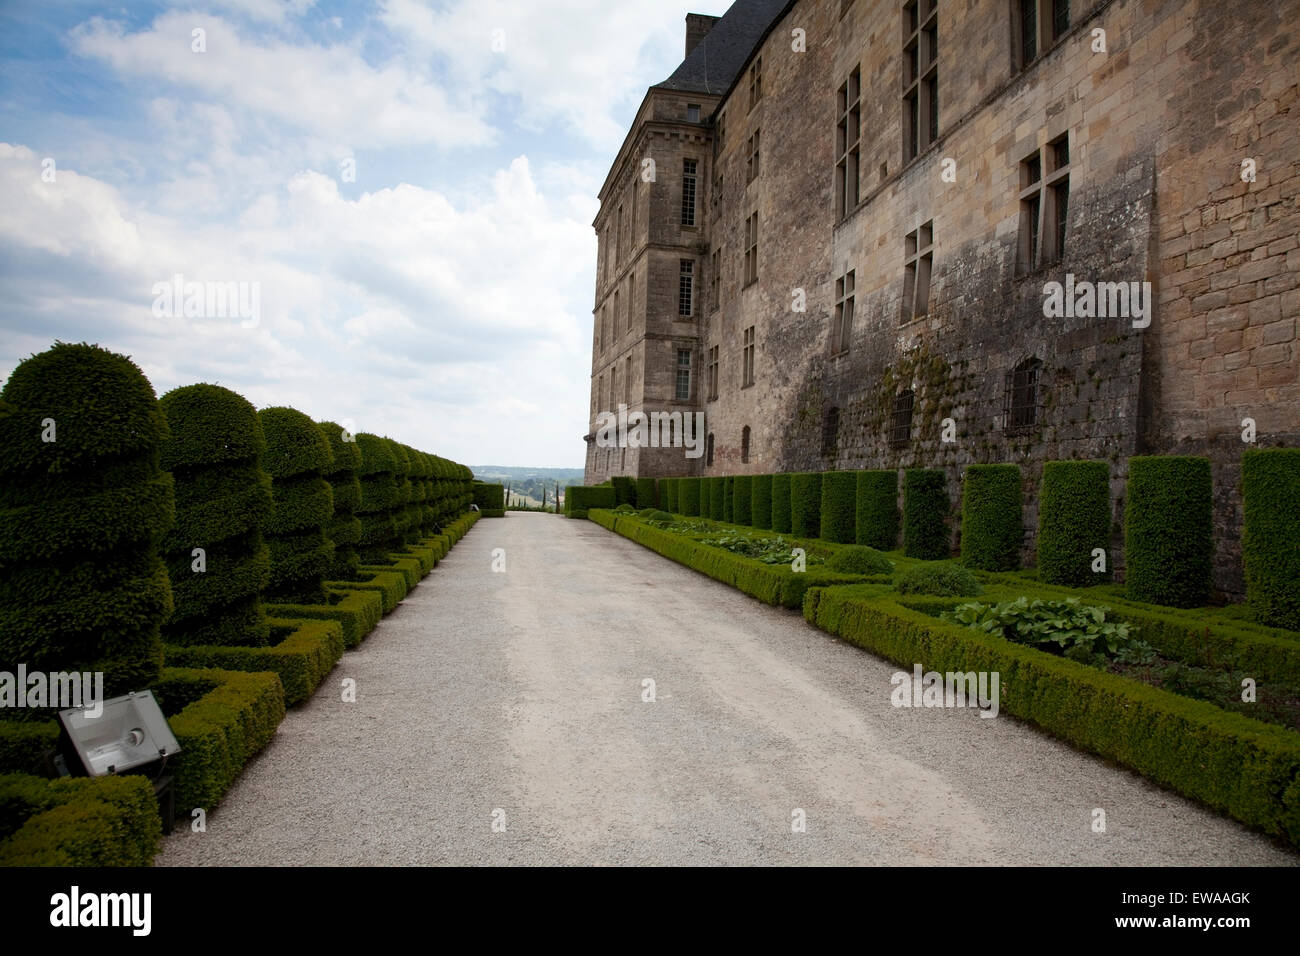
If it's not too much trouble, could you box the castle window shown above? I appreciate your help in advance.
[707,345,720,401]
[614,289,621,335]
[625,355,633,405]
[748,58,763,112]
[903,0,939,162]
[707,433,715,466]
[711,247,721,311]
[742,325,756,387]
[1018,134,1070,273]
[821,407,840,457]
[679,259,695,317]
[890,389,915,447]
[687,103,701,123]
[833,269,855,354]
[1004,357,1042,433]
[676,349,692,401]
[616,204,623,266]
[743,211,758,286]
[902,220,933,323]
[747,128,760,183]
[681,159,697,227]
[1015,0,1070,69]
[741,426,752,463]
[836,67,861,217]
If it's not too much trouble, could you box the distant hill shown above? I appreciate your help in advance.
[470,466,584,482]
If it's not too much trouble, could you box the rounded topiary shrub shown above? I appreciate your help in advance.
[354,434,401,561]
[1125,456,1211,608]
[903,469,949,560]
[770,474,792,533]
[635,477,657,510]
[159,384,273,647]
[819,471,857,543]
[732,476,752,525]
[828,546,893,575]
[751,474,773,530]
[258,408,336,605]
[679,477,701,516]
[960,464,1022,571]
[791,472,823,538]
[709,476,725,521]
[1037,460,1111,587]
[0,342,175,701]
[895,561,982,597]
[649,510,673,523]
[614,503,635,514]
[1242,448,1300,630]
[317,422,364,581]
[856,469,898,551]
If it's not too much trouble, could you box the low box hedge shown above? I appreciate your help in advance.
[158,666,286,814]
[165,617,344,705]
[360,555,422,590]
[803,584,1300,846]
[266,587,382,649]
[0,773,162,866]
[325,569,407,614]
[589,510,872,609]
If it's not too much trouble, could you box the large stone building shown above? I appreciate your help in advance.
[583,0,1299,597]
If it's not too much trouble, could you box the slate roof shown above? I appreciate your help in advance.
[655,0,794,96]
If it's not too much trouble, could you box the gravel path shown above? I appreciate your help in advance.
[157,512,1298,866]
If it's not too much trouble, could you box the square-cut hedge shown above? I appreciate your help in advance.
[679,477,701,516]
[0,773,162,866]
[960,464,1023,571]
[611,476,635,507]
[1125,456,1212,608]
[819,471,857,543]
[472,482,505,511]
[157,666,286,814]
[397,543,437,575]
[266,588,382,649]
[750,474,773,529]
[709,476,726,521]
[635,477,657,509]
[665,478,679,513]
[732,476,752,525]
[566,485,616,519]
[791,472,823,538]
[1242,448,1300,631]
[770,474,793,533]
[360,555,422,590]
[856,469,898,550]
[327,569,407,614]
[1037,460,1111,586]
[903,468,949,559]
[165,617,344,706]
[722,476,734,523]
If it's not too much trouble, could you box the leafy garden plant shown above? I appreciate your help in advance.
[944,597,1152,664]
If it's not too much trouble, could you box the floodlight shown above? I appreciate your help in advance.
[57,690,181,777]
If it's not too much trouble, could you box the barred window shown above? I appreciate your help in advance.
[676,349,692,401]
[1004,357,1042,433]
[681,159,697,227]
[679,260,694,317]
[890,389,915,447]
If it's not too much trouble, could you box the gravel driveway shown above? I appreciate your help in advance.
[157,512,1298,865]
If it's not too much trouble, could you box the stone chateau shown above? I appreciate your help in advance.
[582,0,1299,596]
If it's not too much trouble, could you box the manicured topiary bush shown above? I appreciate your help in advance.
[0,773,161,866]
[648,510,673,523]
[895,561,982,597]
[472,482,505,512]
[819,471,857,543]
[635,477,657,509]
[354,433,402,560]
[317,422,364,580]
[709,476,726,521]
[960,464,1022,571]
[1037,460,1111,587]
[722,477,734,523]
[614,503,635,514]
[828,546,893,575]
[159,384,273,647]
[732,476,752,525]
[856,469,898,550]
[791,472,823,538]
[665,478,679,513]
[903,469,949,560]
[258,408,335,605]
[771,473,793,533]
[1241,448,1300,630]
[612,476,635,507]
[1125,456,1212,608]
[565,485,616,518]
[751,474,773,530]
[679,477,701,516]
[0,342,174,704]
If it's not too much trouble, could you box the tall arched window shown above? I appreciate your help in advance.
[706,432,715,466]
[741,426,751,463]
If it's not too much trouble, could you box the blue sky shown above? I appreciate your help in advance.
[0,0,730,467]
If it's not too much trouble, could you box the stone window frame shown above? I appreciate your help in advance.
[681,159,698,228]
[707,344,720,402]
[890,389,915,447]
[742,325,756,388]
[626,274,634,336]
[711,247,722,313]
[902,220,934,324]
[706,432,716,466]
[594,374,603,413]
[1017,133,1070,275]
[748,57,763,113]
[624,354,633,405]
[1014,0,1070,72]
[832,269,855,355]
[747,128,761,184]
[679,259,695,317]
[741,425,752,463]
[687,103,701,123]
[675,348,693,401]
[903,0,939,163]
[743,211,759,287]
[836,66,861,219]
[1004,356,1043,435]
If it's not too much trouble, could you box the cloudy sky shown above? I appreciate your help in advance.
[0,0,729,467]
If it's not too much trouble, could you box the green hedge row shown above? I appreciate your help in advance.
[635,477,657,509]
[804,585,1300,846]
[0,773,161,866]
[1125,456,1212,608]
[960,464,1022,571]
[771,474,792,533]
[903,468,949,559]
[791,473,822,538]
[1036,460,1111,586]
[612,476,635,507]
[565,485,616,519]
[270,585,383,648]
[820,471,857,544]
[751,474,773,529]
[856,469,898,550]
[680,477,701,516]
[472,482,505,511]
[1242,448,1300,630]
[732,475,752,526]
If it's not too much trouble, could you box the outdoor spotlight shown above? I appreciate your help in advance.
[57,690,181,777]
